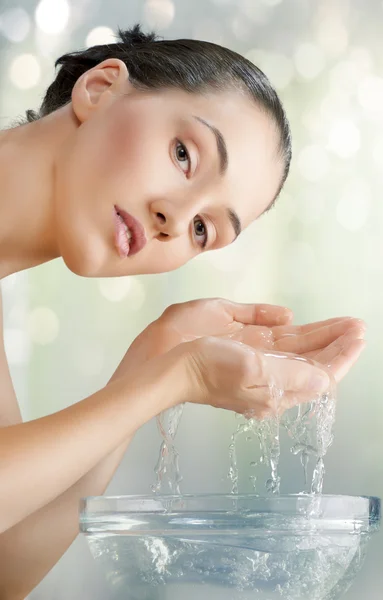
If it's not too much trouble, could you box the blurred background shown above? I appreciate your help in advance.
[1,0,383,597]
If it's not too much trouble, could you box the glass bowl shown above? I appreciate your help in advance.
[79,494,380,600]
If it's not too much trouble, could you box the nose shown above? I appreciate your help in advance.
[150,196,201,240]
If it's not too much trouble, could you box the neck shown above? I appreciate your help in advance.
[0,107,77,279]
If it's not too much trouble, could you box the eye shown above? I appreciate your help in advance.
[193,216,208,248]
[174,140,191,174]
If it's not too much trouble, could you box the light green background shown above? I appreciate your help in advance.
[1,0,382,597]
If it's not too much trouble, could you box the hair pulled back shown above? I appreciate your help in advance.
[27,24,291,197]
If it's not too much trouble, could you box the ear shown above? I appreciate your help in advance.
[71,58,130,123]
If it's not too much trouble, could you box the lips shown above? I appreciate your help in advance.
[113,205,147,258]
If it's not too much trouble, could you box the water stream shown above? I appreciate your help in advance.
[153,355,336,498]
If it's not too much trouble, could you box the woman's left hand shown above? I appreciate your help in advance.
[110,298,365,385]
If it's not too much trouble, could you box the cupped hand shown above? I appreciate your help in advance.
[109,298,292,381]
[179,335,334,417]
[232,315,366,384]
[110,298,365,388]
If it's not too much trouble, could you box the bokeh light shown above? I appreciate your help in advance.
[327,119,360,159]
[98,276,146,309]
[143,0,175,29]
[247,50,294,90]
[297,145,330,182]
[294,43,326,80]
[240,0,272,24]
[372,137,383,170]
[316,19,348,57]
[336,179,371,232]
[98,277,133,302]
[0,7,30,43]
[27,307,60,345]
[9,54,41,89]
[358,75,383,115]
[295,189,324,225]
[35,0,70,35]
[85,26,116,48]
[3,328,29,365]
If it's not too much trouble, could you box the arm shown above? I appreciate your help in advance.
[0,350,184,533]
[0,290,137,599]
[0,442,131,600]
[0,348,186,600]
[0,291,22,427]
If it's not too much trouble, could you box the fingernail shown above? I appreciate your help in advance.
[310,371,329,392]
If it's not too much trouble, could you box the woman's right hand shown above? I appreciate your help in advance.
[173,336,333,418]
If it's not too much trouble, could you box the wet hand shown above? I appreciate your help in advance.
[111,298,365,388]
[110,298,293,382]
[233,316,366,383]
[178,336,332,417]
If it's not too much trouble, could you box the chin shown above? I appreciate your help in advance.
[61,253,100,278]
[60,243,138,278]
[59,233,186,278]
[59,233,111,278]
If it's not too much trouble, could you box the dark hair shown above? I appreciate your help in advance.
[27,24,291,200]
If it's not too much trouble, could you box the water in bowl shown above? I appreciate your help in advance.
[81,495,380,600]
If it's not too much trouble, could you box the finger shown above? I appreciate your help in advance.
[305,329,366,382]
[223,301,293,327]
[304,326,365,363]
[273,316,363,337]
[223,318,363,352]
[275,317,363,335]
[328,339,365,382]
[273,319,366,355]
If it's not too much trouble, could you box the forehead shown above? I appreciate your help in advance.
[190,90,282,225]
[119,86,284,227]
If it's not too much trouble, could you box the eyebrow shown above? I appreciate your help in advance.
[227,208,242,240]
[193,115,229,175]
[192,115,240,241]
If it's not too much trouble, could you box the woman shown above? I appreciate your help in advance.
[0,25,365,599]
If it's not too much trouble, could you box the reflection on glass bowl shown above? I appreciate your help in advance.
[79,494,380,600]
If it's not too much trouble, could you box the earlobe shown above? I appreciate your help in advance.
[71,58,129,123]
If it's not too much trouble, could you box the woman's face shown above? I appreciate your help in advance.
[54,61,284,277]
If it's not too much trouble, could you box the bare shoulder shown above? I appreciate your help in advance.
[0,285,5,350]
[0,284,22,425]
[0,285,2,322]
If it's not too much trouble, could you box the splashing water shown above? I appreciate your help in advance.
[153,354,336,498]
[152,404,184,494]
[227,367,336,497]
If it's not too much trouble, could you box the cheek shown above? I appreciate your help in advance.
[106,100,174,180]
[58,108,156,202]
[135,239,194,274]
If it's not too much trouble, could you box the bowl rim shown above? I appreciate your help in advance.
[79,494,381,536]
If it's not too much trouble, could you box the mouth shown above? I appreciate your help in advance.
[113,205,147,258]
